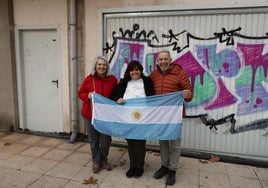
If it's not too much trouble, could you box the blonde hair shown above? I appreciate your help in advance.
[91,56,111,75]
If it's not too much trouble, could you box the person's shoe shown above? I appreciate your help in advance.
[166,170,176,186]
[153,166,169,179]
[102,162,112,171]
[92,163,100,173]
[126,167,137,178]
[134,168,144,178]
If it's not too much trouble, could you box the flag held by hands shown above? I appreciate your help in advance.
[92,91,184,140]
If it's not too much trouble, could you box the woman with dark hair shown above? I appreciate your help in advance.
[111,60,155,178]
[78,56,117,173]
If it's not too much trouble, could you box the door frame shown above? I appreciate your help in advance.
[15,24,63,132]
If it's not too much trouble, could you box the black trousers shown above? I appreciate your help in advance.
[126,139,146,169]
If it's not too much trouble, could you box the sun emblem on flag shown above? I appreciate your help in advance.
[132,110,142,121]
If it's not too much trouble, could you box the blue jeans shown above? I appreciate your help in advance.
[86,119,111,164]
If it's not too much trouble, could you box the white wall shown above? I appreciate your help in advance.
[13,0,70,131]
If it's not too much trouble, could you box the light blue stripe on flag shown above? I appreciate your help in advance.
[92,91,184,140]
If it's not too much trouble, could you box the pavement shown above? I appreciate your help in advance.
[0,132,267,188]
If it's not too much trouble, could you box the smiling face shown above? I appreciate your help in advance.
[124,60,144,81]
[130,67,142,80]
[95,59,107,78]
[157,51,172,72]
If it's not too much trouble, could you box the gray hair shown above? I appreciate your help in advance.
[157,50,171,58]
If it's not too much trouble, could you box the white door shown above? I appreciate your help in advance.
[19,29,62,132]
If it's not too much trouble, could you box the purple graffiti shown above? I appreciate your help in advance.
[236,43,268,115]
[205,78,237,110]
[195,44,241,77]
[107,25,268,134]
[173,51,206,90]
[109,39,268,115]
[237,43,268,92]
[236,84,268,115]
[111,42,144,79]
[127,43,144,61]
[173,48,239,109]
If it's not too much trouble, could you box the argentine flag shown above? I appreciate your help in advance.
[92,91,184,140]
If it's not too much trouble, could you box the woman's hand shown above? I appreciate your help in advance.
[88,92,94,99]
[117,98,125,104]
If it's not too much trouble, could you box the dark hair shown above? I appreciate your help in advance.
[123,60,144,81]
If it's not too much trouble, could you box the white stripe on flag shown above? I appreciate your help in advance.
[94,103,182,124]
[92,91,184,140]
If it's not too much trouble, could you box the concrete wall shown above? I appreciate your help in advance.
[13,0,70,131]
[7,0,268,137]
[0,0,18,131]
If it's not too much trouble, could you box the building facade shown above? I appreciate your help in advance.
[0,0,267,164]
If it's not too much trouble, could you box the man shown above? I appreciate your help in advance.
[150,50,193,186]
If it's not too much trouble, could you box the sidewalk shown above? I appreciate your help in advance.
[0,132,267,188]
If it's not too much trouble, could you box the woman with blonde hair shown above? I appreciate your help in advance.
[78,56,117,173]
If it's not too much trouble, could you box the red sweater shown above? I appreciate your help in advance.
[149,64,193,117]
[78,73,117,119]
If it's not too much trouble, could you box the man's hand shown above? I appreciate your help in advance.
[183,90,192,99]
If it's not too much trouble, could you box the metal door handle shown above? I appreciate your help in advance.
[51,79,58,88]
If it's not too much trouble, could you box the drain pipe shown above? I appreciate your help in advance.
[69,0,78,143]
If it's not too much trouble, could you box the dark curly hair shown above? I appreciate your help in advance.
[123,60,144,81]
